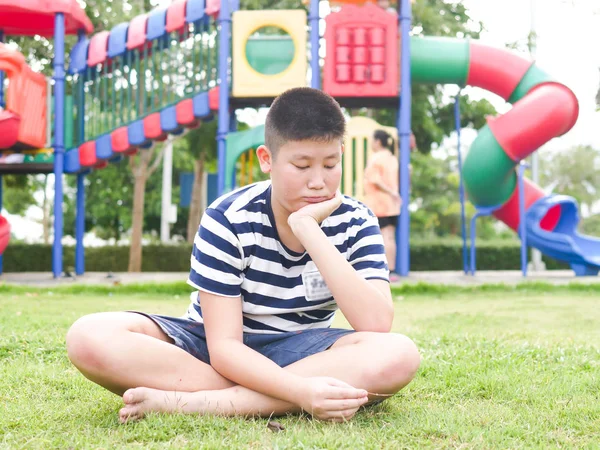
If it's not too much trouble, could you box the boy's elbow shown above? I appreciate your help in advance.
[356,308,394,333]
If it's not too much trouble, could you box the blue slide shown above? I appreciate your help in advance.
[525,195,600,276]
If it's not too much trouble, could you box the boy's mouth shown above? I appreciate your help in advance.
[303,197,328,203]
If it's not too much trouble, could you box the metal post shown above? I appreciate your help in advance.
[518,164,528,277]
[529,0,544,271]
[309,0,320,88]
[74,30,86,276]
[396,0,412,276]
[216,0,231,196]
[52,13,66,278]
[455,92,468,274]
[75,173,85,275]
[161,138,173,242]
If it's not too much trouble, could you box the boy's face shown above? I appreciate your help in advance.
[257,139,343,214]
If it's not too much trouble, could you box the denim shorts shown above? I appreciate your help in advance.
[132,312,355,368]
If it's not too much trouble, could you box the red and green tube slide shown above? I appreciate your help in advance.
[410,36,579,232]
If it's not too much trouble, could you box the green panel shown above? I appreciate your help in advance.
[508,63,553,104]
[245,37,295,75]
[225,125,265,191]
[65,95,73,149]
[462,125,517,207]
[410,36,470,85]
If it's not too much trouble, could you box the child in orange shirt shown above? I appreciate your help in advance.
[363,130,401,281]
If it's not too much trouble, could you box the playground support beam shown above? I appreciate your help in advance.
[396,0,412,276]
[309,0,320,89]
[216,0,231,196]
[52,13,66,278]
[75,173,85,275]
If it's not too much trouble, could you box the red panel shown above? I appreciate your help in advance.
[208,86,220,111]
[88,30,109,66]
[323,3,398,98]
[176,99,199,127]
[540,204,561,232]
[0,110,20,149]
[493,178,545,232]
[111,127,134,153]
[127,14,148,50]
[488,83,579,162]
[79,141,97,167]
[143,113,167,141]
[166,0,187,33]
[205,0,220,17]
[466,42,532,101]
[0,0,94,37]
[0,215,10,256]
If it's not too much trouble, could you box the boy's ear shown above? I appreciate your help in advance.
[341,143,345,153]
[256,145,272,174]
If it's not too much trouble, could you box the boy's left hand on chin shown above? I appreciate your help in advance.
[288,191,343,227]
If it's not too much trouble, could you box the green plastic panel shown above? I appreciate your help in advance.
[245,37,295,75]
[410,36,470,85]
[462,125,517,207]
[507,63,553,104]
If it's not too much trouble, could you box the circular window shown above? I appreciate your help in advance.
[245,26,295,76]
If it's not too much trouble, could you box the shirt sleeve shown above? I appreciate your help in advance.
[347,208,389,282]
[187,208,244,297]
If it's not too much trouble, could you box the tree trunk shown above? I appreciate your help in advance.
[186,152,205,243]
[128,171,148,272]
[128,146,165,272]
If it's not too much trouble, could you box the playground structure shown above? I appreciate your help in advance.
[0,0,599,277]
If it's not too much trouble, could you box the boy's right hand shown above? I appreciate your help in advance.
[297,377,369,422]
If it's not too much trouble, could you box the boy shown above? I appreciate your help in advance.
[67,88,420,423]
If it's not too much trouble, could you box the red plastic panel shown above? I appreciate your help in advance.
[323,3,398,97]
[127,14,148,50]
[208,86,220,111]
[176,99,199,127]
[166,0,187,33]
[467,41,533,101]
[0,214,9,256]
[487,83,579,162]
[493,178,545,232]
[79,141,97,167]
[111,127,133,153]
[0,110,20,149]
[540,204,561,232]
[87,31,109,66]
[143,113,167,141]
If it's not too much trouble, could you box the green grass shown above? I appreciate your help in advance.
[1,288,599,449]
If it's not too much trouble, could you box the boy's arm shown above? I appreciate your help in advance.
[200,291,368,419]
[289,195,394,332]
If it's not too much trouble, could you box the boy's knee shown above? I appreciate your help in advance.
[366,334,420,387]
[66,314,112,369]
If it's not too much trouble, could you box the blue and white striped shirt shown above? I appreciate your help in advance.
[186,180,388,334]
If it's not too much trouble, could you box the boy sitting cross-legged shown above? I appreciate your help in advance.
[66,87,420,423]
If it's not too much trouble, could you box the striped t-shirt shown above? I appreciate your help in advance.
[186,180,389,334]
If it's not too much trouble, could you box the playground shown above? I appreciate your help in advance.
[1,0,599,447]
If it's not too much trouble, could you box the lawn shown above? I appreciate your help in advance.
[1,284,599,449]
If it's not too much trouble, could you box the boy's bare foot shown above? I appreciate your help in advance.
[119,387,198,423]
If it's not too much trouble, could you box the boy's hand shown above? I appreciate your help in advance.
[297,377,369,422]
[288,191,343,228]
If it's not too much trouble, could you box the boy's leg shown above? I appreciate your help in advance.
[119,331,419,422]
[66,312,235,395]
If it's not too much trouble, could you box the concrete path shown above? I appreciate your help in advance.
[1,270,598,287]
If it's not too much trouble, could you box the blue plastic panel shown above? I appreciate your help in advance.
[128,121,150,147]
[186,0,206,23]
[96,134,114,160]
[68,38,90,75]
[64,148,81,173]
[193,92,211,118]
[147,7,168,40]
[160,106,182,133]
[108,22,129,58]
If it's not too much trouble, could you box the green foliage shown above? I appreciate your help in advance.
[1,241,569,273]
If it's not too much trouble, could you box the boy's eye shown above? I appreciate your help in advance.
[325,165,336,169]
[294,165,309,170]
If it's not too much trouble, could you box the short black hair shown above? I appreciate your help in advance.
[373,129,395,153]
[265,87,346,155]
